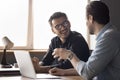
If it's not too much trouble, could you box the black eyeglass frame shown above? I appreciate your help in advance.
[54,20,69,30]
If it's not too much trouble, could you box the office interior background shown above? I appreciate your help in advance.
[0,0,120,52]
[0,1,120,80]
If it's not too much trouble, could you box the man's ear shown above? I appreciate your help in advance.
[68,20,71,28]
[88,15,94,24]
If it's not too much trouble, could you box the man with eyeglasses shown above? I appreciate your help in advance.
[32,12,90,75]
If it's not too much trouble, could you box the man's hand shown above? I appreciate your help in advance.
[32,57,51,73]
[52,48,80,73]
[52,48,72,61]
[32,57,41,73]
[49,67,65,76]
[32,57,40,65]
[49,67,79,76]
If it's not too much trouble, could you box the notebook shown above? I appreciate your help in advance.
[14,50,60,79]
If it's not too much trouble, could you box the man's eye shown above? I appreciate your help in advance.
[55,25,60,29]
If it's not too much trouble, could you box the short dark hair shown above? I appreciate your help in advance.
[48,12,68,26]
[86,1,110,25]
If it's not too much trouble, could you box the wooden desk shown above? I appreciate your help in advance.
[0,76,83,80]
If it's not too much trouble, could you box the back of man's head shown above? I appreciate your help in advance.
[86,1,110,25]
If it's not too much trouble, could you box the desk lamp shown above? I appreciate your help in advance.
[0,36,14,68]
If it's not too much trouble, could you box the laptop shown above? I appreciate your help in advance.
[14,50,60,79]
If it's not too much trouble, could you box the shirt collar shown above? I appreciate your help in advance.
[96,22,111,41]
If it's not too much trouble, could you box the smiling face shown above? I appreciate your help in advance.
[51,17,71,40]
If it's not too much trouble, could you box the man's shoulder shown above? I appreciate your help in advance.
[101,28,120,46]
[104,28,120,38]
[71,31,82,36]
[71,31,83,39]
[51,36,59,42]
[69,31,86,42]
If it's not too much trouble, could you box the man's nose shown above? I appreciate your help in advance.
[60,25,66,30]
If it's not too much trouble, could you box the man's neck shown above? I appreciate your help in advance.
[60,38,66,44]
[94,23,105,36]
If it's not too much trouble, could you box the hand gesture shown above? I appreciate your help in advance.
[52,48,72,61]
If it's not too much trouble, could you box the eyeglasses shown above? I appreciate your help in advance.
[54,20,69,30]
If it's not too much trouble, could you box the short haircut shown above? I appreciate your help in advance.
[48,12,68,26]
[86,1,110,25]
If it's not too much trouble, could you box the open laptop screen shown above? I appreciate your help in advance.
[14,50,60,79]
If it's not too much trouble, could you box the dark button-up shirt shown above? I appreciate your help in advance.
[42,31,90,69]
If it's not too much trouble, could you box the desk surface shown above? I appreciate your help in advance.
[0,68,83,80]
[0,76,83,80]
